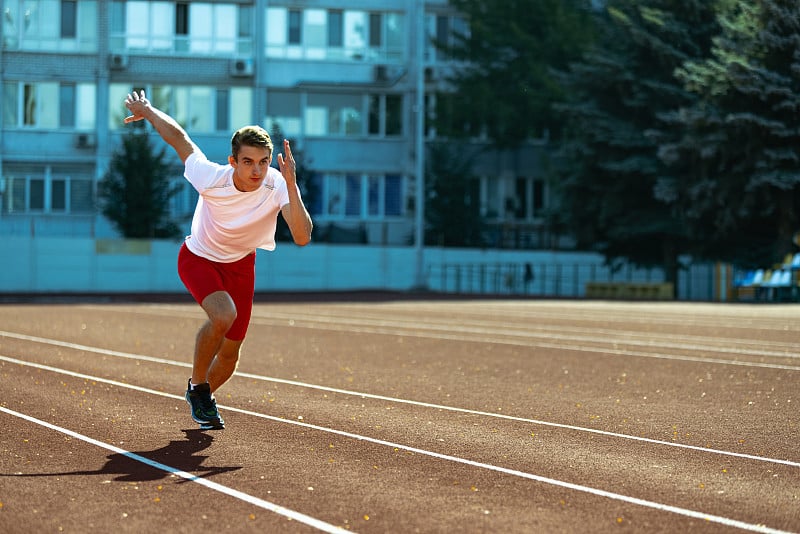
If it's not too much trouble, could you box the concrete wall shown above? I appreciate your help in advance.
[1,236,606,294]
[1,236,715,299]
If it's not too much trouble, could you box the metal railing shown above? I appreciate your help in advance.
[427,262,716,301]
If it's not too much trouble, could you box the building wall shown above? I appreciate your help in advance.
[0,0,552,246]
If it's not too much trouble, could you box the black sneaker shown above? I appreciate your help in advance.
[185,380,224,429]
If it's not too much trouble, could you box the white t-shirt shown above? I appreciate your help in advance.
[183,151,294,262]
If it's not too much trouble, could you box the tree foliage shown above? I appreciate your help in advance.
[425,143,486,247]
[447,0,800,273]
[99,129,182,239]
[654,0,800,267]
[439,0,597,148]
[554,0,721,285]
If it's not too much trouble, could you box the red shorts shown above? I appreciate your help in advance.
[178,243,255,341]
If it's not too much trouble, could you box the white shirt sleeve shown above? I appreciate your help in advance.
[184,151,232,191]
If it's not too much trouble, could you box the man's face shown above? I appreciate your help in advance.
[229,145,272,192]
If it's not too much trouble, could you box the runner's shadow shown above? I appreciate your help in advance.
[3,429,241,482]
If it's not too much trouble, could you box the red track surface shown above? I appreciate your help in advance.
[0,296,798,533]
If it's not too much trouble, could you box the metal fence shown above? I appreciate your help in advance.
[427,262,717,301]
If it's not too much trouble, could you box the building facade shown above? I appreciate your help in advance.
[0,0,550,248]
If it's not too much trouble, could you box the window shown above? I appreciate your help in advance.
[6,81,95,129]
[266,91,302,138]
[237,5,253,54]
[369,13,382,48]
[125,1,173,50]
[216,90,229,132]
[383,13,404,61]
[109,1,125,49]
[288,10,302,44]
[533,179,545,214]
[483,177,501,219]
[109,83,250,132]
[314,173,405,219]
[3,83,18,126]
[265,7,403,61]
[3,0,96,51]
[266,7,287,56]
[368,94,403,136]
[115,1,240,54]
[173,86,214,132]
[59,84,76,127]
[426,13,468,63]
[2,165,95,215]
[175,3,188,36]
[304,9,326,59]
[188,3,237,54]
[306,93,362,136]
[385,95,402,136]
[343,11,366,59]
[228,87,252,132]
[366,13,405,59]
[61,0,77,39]
[367,174,402,217]
[328,10,343,47]
[384,174,403,216]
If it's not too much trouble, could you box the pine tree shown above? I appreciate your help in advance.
[554,0,720,287]
[656,0,800,267]
[440,0,597,148]
[99,129,182,239]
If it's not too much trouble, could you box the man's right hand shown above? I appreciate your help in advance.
[124,90,150,124]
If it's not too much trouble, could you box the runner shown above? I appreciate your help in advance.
[124,89,313,429]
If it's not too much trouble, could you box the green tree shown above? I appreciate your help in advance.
[554,0,721,288]
[655,0,800,267]
[425,143,486,247]
[438,0,597,148]
[99,129,182,239]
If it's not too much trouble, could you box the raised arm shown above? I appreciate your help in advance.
[124,90,198,163]
[278,139,313,246]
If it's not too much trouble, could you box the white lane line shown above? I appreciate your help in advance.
[0,406,349,533]
[248,312,800,363]
[0,334,798,469]
[0,357,793,534]
[247,309,800,356]
[123,305,800,368]
[99,304,800,361]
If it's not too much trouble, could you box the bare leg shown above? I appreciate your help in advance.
[191,291,237,385]
[208,337,243,393]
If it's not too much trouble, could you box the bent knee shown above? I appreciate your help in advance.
[202,291,238,332]
[210,308,237,332]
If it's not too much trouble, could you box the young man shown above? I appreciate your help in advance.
[124,90,312,430]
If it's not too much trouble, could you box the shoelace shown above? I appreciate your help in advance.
[196,392,218,417]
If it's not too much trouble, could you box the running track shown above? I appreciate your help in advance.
[0,296,798,533]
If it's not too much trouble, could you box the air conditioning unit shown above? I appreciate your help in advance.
[373,64,389,83]
[108,53,129,70]
[75,133,97,149]
[230,58,254,77]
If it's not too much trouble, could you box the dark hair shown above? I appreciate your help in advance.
[231,125,273,161]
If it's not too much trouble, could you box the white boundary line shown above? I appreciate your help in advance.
[96,305,800,366]
[0,405,348,533]
[244,309,800,360]
[1,331,798,469]
[0,356,794,534]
